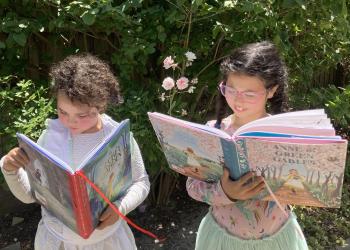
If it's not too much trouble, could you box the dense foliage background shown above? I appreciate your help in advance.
[1,1,349,249]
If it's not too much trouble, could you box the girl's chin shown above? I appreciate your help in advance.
[232,106,246,114]
[69,128,81,134]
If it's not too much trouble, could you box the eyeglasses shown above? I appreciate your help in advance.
[219,82,267,104]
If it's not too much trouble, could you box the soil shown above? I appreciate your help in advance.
[0,183,208,250]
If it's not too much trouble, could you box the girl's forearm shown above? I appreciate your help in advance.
[186,177,234,206]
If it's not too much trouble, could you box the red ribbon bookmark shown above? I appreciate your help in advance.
[76,171,165,242]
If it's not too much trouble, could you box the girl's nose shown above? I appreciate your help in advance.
[233,92,245,102]
[68,116,78,124]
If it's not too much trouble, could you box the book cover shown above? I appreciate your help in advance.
[16,119,132,238]
[148,111,348,208]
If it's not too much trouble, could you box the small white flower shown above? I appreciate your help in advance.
[186,61,193,67]
[181,109,187,116]
[162,77,175,90]
[188,86,196,93]
[185,51,196,62]
[160,92,166,102]
[191,78,198,84]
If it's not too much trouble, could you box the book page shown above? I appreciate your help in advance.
[17,134,72,173]
[149,113,228,182]
[235,109,334,137]
[17,135,77,231]
[244,138,347,207]
[148,112,231,139]
[238,127,337,137]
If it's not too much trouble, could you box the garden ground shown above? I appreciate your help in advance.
[0,181,208,250]
[0,179,349,250]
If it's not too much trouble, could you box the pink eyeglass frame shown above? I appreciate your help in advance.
[218,82,268,103]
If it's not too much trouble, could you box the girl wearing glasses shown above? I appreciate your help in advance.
[187,41,308,250]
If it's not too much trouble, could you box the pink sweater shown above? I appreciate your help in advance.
[186,115,290,239]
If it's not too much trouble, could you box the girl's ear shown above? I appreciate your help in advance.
[267,85,279,99]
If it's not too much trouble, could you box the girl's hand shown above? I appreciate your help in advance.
[97,206,119,230]
[2,147,29,172]
[220,168,265,201]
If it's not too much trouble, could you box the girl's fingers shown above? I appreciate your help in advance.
[6,148,28,167]
[98,215,114,230]
[3,162,16,171]
[238,172,255,185]
[7,156,24,169]
[99,207,112,221]
[249,180,266,194]
[242,176,264,193]
[97,219,109,230]
[99,212,110,221]
[13,151,28,167]
[17,148,29,165]
[222,168,230,180]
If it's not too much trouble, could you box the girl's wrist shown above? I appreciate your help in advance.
[219,179,238,202]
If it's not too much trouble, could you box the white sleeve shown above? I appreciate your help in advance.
[0,131,47,204]
[0,156,35,204]
[113,136,150,215]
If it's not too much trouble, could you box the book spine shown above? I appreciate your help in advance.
[68,173,93,239]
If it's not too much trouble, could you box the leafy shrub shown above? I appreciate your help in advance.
[0,75,54,155]
[0,2,350,247]
[292,84,350,134]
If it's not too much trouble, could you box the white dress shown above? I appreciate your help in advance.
[1,114,150,250]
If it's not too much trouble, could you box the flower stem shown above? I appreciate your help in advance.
[181,7,193,76]
[168,88,177,115]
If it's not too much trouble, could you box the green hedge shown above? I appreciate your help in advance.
[1,1,350,248]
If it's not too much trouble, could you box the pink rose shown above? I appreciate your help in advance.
[176,77,189,90]
[162,77,175,90]
[163,56,177,69]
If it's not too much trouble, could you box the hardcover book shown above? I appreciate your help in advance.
[148,110,348,208]
[16,119,132,238]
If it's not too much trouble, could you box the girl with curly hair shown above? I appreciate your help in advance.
[1,54,150,250]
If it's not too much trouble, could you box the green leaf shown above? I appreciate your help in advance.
[158,32,166,43]
[212,24,223,39]
[12,33,27,47]
[81,11,96,25]
[192,0,203,6]
[145,46,155,54]
[48,21,55,32]
[341,0,348,18]
[0,0,9,7]
[0,41,5,49]
[282,0,297,8]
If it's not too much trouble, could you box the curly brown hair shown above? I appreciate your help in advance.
[49,53,123,112]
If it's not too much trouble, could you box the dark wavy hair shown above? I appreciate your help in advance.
[49,53,123,112]
[215,41,289,128]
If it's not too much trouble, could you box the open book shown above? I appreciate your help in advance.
[148,110,348,208]
[16,119,132,239]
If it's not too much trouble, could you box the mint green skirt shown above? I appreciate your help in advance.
[195,212,308,250]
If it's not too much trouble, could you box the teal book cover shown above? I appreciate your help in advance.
[16,119,132,238]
